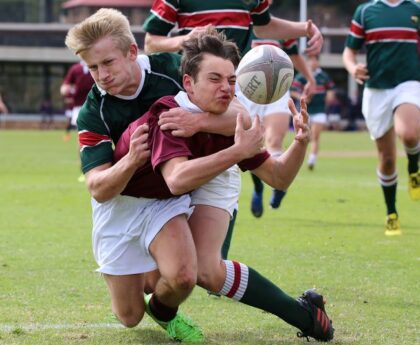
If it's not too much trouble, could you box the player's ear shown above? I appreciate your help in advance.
[183,74,194,93]
[127,43,138,60]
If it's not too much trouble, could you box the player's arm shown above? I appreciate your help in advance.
[144,33,185,54]
[290,54,316,100]
[60,82,74,97]
[144,26,210,54]
[254,19,323,55]
[160,114,264,195]
[252,98,310,190]
[0,95,8,114]
[158,97,251,137]
[85,125,150,202]
[342,47,369,85]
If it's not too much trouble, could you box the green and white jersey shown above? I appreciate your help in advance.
[143,0,271,54]
[345,0,420,88]
[77,53,183,174]
[291,68,335,115]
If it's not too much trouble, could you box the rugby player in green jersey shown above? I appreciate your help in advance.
[142,0,323,56]
[291,54,336,171]
[343,0,420,235]
[243,34,316,217]
[65,8,252,342]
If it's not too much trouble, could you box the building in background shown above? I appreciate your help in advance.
[0,0,362,117]
[62,0,153,25]
[0,0,151,115]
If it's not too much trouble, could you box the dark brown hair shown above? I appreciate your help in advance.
[180,27,240,80]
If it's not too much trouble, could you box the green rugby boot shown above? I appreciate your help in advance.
[144,294,204,343]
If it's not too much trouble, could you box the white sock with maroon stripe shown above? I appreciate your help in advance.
[218,260,313,332]
[219,260,249,300]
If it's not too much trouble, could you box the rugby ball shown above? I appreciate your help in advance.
[237,45,294,104]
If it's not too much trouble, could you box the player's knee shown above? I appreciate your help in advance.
[170,266,197,293]
[381,155,395,172]
[115,308,144,328]
[402,132,419,147]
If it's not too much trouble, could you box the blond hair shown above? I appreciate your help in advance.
[65,8,136,55]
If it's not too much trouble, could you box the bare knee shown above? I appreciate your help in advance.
[115,308,144,328]
[380,155,395,173]
[401,131,419,148]
[167,266,197,293]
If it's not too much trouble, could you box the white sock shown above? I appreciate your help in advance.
[219,260,249,301]
[308,153,317,166]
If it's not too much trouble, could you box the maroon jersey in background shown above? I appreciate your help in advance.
[63,62,95,107]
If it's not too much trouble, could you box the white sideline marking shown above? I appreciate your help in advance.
[0,320,154,332]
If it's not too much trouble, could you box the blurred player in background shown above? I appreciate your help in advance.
[62,92,74,141]
[343,0,420,235]
[291,54,335,171]
[243,35,316,218]
[0,91,8,114]
[60,60,95,181]
[60,61,94,142]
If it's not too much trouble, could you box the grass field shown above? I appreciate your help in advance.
[0,130,419,345]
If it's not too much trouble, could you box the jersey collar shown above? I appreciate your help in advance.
[381,0,406,7]
[174,91,203,113]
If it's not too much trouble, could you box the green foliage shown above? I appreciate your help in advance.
[0,130,419,344]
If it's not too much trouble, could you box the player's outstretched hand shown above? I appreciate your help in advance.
[234,112,265,159]
[289,98,310,144]
[158,108,198,137]
[305,20,323,56]
[128,124,150,168]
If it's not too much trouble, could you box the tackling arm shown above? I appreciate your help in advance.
[160,114,264,195]
[290,54,316,99]
[158,97,251,137]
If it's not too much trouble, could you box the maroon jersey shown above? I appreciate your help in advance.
[63,62,95,107]
[114,95,270,199]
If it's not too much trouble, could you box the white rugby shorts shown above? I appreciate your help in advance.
[191,165,240,218]
[362,81,420,139]
[91,194,192,275]
[71,106,82,126]
[236,89,291,120]
[309,113,328,125]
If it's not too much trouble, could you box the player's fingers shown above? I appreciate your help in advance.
[159,122,178,131]
[300,97,308,122]
[158,112,176,124]
[306,19,313,37]
[236,112,244,131]
[253,114,261,129]
[170,129,188,137]
[288,98,298,117]
[138,132,149,143]
[304,40,322,55]
[131,124,148,139]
